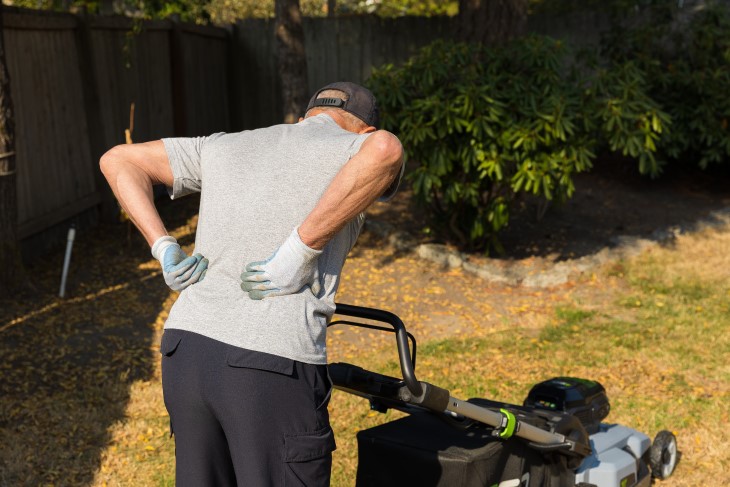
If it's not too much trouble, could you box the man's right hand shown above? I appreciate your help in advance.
[152,236,208,292]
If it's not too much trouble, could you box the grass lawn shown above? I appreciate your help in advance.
[332,220,730,486]
[1,207,728,486]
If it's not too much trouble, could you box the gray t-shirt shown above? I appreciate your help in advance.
[162,114,374,365]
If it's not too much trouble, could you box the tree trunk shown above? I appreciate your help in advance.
[0,9,29,297]
[275,0,309,124]
[456,0,528,45]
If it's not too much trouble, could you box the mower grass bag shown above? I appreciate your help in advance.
[356,411,574,487]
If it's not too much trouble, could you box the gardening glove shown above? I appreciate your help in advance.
[151,235,208,292]
[240,226,322,300]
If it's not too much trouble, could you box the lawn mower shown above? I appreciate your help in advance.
[328,303,678,487]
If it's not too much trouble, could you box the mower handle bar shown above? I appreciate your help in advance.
[331,304,589,459]
[333,303,423,397]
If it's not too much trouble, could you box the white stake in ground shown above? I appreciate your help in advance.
[59,226,76,298]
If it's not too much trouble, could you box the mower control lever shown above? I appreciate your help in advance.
[333,303,423,397]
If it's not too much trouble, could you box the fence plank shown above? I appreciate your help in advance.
[91,27,139,148]
[76,11,117,221]
[359,16,375,81]
[335,17,360,83]
[136,30,175,141]
[179,30,230,136]
[234,19,280,129]
[322,18,338,86]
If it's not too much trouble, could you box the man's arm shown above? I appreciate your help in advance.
[240,130,403,300]
[100,140,208,291]
[99,140,173,246]
[299,130,404,249]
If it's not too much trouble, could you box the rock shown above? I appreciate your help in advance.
[522,269,570,288]
[416,244,463,268]
[462,261,521,286]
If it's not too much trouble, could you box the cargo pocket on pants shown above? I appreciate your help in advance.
[283,427,336,487]
[160,329,185,357]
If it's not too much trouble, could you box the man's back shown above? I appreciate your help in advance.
[100,81,403,487]
[162,114,371,363]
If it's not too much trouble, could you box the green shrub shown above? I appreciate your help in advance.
[368,37,667,251]
[601,3,730,169]
[582,60,671,176]
[369,38,594,251]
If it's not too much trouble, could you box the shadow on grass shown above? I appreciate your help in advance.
[367,156,730,263]
[0,195,198,486]
[498,159,730,261]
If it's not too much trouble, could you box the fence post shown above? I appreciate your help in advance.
[75,7,118,223]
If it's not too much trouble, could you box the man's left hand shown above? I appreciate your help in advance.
[240,227,322,300]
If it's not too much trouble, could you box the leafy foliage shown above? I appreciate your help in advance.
[369,37,668,251]
[203,0,457,22]
[206,0,327,22]
[340,0,458,16]
[529,0,680,16]
[582,60,670,176]
[601,3,730,169]
[7,0,458,21]
[9,0,210,22]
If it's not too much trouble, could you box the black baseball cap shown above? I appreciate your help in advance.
[306,81,380,129]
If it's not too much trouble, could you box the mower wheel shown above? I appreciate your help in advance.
[650,430,678,479]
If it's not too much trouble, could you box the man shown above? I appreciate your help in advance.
[100,82,403,486]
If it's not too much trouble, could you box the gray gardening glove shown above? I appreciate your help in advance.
[151,235,208,292]
[240,227,322,300]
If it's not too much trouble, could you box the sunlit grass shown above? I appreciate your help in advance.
[328,223,730,487]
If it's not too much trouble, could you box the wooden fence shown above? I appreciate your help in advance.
[4,6,622,252]
[3,8,450,251]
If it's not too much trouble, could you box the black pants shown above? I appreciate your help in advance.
[160,329,335,487]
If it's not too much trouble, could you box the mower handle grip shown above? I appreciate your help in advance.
[334,303,423,397]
